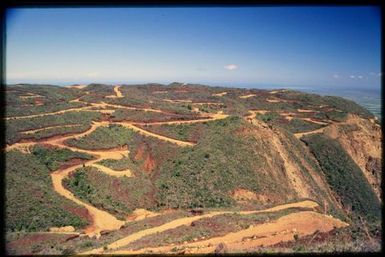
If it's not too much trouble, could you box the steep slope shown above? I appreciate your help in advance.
[323,114,382,200]
[155,116,341,216]
[302,133,381,221]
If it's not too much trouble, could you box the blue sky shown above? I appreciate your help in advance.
[6,7,381,89]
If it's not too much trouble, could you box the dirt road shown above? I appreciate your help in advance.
[6,91,349,249]
[51,162,126,238]
[294,127,327,139]
[212,92,227,97]
[119,122,196,146]
[114,211,347,254]
[20,124,82,134]
[239,94,256,99]
[81,200,323,254]
[132,112,228,126]
[5,100,231,237]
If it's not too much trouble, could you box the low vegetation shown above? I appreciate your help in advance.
[138,119,227,143]
[284,118,324,133]
[64,167,155,220]
[6,101,87,118]
[5,151,88,232]
[155,116,294,209]
[31,145,93,171]
[111,109,202,122]
[97,157,133,171]
[301,134,381,222]
[6,111,101,144]
[125,207,309,250]
[6,210,189,255]
[322,96,373,119]
[5,83,380,254]
[65,125,135,150]
[256,112,281,123]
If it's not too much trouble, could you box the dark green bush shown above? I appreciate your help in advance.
[32,145,93,171]
[301,134,380,221]
[5,151,88,232]
[155,117,293,209]
[65,125,135,150]
[284,118,324,133]
[64,167,155,219]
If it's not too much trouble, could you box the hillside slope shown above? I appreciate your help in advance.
[4,83,381,254]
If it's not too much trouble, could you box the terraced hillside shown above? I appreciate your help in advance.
[4,83,382,254]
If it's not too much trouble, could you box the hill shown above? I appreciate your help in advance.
[4,82,381,254]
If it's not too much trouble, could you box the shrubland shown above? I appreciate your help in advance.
[284,118,324,133]
[155,116,294,209]
[65,125,135,150]
[64,167,155,220]
[110,109,203,122]
[301,134,381,222]
[6,111,101,144]
[5,150,89,232]
[31,145,94,171]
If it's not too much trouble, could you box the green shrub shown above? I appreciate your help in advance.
[284,118,324,133]
[256,112,280,123]
[5,151,88,232]
[32,145,93,171]
[65,125,135,150]
[155,117,293,209]
[64,167,155,219]
[6,111,101,145]
[301,134,380,221]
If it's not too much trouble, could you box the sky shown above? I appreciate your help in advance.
[6,7,381,90]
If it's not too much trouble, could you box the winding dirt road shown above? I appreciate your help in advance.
[51,160,127,238]
[6,89,350,253]
[5,96,230,238]
[114,211,348,254]
[81,200,322,254]
[5,100,163,121]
